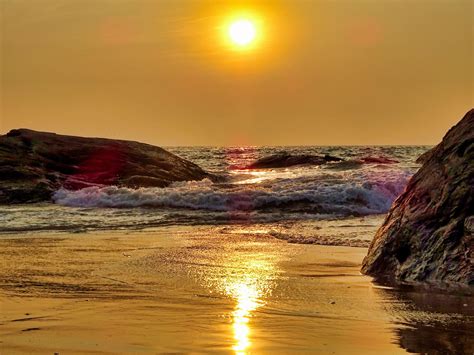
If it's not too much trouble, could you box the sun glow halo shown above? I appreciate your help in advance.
[229,19,256,46]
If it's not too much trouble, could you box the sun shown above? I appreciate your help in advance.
[220,12,263,53]
[228,19,256,46]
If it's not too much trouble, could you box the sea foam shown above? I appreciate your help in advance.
[53,169,411,217]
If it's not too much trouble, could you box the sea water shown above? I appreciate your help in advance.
[0,145,429,245]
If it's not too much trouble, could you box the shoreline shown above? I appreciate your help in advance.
[1,226,472,354]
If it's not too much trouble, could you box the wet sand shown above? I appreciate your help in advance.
[0,226,473,354]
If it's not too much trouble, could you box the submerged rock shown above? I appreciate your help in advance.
[362,109,474,285]
[244,152,344,169]
[0,129,214,203]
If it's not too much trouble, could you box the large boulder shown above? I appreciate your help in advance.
[243,152,343,169]
[0,129,214,203]
[362,109,474,285]
[241,152,397,170]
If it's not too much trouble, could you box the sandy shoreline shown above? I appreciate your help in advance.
[1,226,473,354]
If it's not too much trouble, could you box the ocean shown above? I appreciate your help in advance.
[0,145,429,245]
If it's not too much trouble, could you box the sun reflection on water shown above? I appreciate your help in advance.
[229,282,259,353]
[223,258,275,354]
[234,170,272,185]
[233,168,309,185]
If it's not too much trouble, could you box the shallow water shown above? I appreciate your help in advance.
[0,227,472,354]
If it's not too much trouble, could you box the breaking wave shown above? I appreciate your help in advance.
[53,170,411,217]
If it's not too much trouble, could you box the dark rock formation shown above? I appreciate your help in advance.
[242,152,398,170]
[415,149,432,164]
[0,129,214,203]
[362,109,474,285]
[243,152,344,169]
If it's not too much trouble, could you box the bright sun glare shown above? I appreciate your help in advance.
[228,19,256,46]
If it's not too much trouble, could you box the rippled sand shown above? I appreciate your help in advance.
[0,226,472,354]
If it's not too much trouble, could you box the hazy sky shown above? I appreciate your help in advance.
[1,0,472,146]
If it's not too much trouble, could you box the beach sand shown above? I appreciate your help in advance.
[0,226,472,354]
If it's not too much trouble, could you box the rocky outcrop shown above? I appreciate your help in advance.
[0,129,214,203]
[242,152,398,170]
[243,152,343,169]
[362,109,474,285]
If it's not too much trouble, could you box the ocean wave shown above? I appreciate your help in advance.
[53,170,411,216]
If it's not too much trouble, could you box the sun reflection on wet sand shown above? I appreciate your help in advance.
[222,258,275,354]
[230,283,259,353]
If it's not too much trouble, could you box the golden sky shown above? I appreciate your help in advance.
[1,0,472,146]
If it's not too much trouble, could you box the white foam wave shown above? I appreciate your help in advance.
[53,170,412,216]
